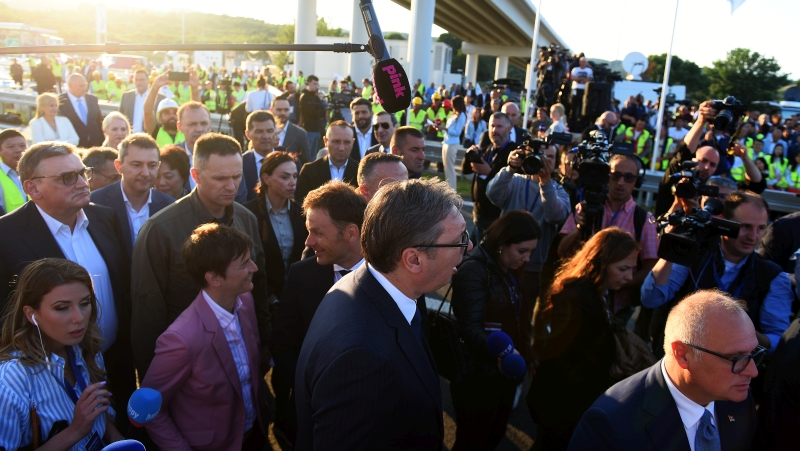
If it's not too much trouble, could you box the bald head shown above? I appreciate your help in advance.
[67,73,87,98]
[695,146,720,181]
[598,111,618,129]
[665,290,750,356]
[501,103,521,127]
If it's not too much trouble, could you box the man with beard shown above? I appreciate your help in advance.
[271,96,310,163]
[90,134,175,257]
[366,112,397,155]
[350,97,378,161]
[143,72,199,148]
[391,126,426,179]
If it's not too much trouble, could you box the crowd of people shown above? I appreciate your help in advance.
[0,53,799,451]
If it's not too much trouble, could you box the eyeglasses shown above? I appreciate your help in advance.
[374,122,393,130]
[685,343,766,374]
[609,171,638,184]
[31,167,93,185]
[411,231,470,256]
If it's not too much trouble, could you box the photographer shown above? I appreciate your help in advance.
[642,190,793,355]
[534,46,560,109]
[486,136,571,309]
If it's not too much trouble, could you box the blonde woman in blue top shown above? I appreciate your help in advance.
[0,258,123,450]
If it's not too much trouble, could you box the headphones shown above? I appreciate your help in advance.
[610,152,647,189]
[31,314,49,364]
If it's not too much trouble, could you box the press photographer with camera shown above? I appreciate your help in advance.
[642,190,793,356]
[534,45,562,109]
[486,133,572,302]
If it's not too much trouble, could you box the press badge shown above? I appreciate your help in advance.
[84,432,104,451]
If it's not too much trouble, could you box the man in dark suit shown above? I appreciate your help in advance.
[580,111,620,143]
[350,97,379,161]
[569,290,760,451]
[295,120,358,207]
[119,69,164,134]
[89,134,175,257]
[463,112,518,241]
[271,96,311,163]
[58,73,104,148]
[242,111,279,201]
[365,111,397,156]
[478,103,526,149]
[295,178,467,450]
[0,141,136,429]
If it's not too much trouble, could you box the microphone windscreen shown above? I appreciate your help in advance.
[501,353,527,379]
[487,331,514,357]
[100,440,146,451]
[127,387,162,427]
[372,59,411,114]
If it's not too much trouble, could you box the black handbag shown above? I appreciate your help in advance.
[427,286,474,384]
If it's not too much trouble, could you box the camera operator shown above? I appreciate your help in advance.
[298,75,326,152]
[534,46,560,109]
[643,190,792,356]
[557,153,658,322]
[486,136,571,308]
[655,100,765,216]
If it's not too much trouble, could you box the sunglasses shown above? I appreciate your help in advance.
[374,122,393,130]
[31,167,94,186]
[609,172,638,183]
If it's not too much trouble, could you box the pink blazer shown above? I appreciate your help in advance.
[142,292,265,450]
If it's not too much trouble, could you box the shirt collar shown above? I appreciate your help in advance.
[328,157,348,170]
[606,197,637,213]
[189,189,234,225]
[136,89,148,98]
[202,290,243,329]
[0,161,15,176]
[67,91,82,104]
[265,196,289,215]
[719,247,748,271]
[120,182,153,208]
[36,204,88,235]
[366,263,417,324]
[356,126,373,138]
[661,359,716,432]
[333,258,365,274]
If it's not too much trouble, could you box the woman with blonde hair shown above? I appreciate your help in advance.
[29,93,79,145]
[100,112,130,150]
[0,258,123,450]
[527,227,639,450]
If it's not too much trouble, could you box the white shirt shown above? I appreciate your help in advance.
[120,183,152,245]
[277,124,288,147]
[570,66,594,91]
[0,161,25,213]
[661,359,717,451]
[132,90,148,133]
[36,206,118,352]
[66,91,87,124]
[509,126,517,144]
[356,126,373,159]
[333,258,365,284]
[328,158,348,182]
[201,291,257,432]
[245,90,274,113]
[668,126,689,142]
[367,263,417,325]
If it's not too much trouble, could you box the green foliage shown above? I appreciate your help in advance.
[703,48,789,105]
[644,54,709,102]
[384,32,406,40]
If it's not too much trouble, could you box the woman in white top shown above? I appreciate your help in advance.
[101,112,130,150]
[29,93,80,146]
[441,95,468,190]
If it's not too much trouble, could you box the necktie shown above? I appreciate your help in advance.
[77,97,88,125]
[337,269,351,278]
[410,305,423,343]
[695,409,721,451]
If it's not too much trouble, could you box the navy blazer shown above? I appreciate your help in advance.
[89,181,175,258]
[242,150,260,202]
[294,264,443,450]
[294,156,359,208]
[58,92,104,148]
[568,361,757,451]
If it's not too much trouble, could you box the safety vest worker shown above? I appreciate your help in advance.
[730,147,755,182]
[203,89,218,113]
[658,137,674,171]
[90,72,107,100]
[409,98,426,131]
[769,156,790,189]
[232,86,246,107]
[620,122,651,166]
[177,83,192,105]
[0,170,26,214]
[362,84,373,100]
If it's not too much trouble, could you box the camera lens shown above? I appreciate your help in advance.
[714,110,735,131]
[522,154,543,174]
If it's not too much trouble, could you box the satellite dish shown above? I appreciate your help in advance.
[785,87,800,102]
[622,52,648,81]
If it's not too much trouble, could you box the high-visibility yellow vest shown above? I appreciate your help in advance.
[427,107,446,138]
[177,84,192,105]
[730,148,754,182]
[394,110,405,126]
[50,59,62,78]
[659,138,674,170]
[298,76,306,86]
[90,80,107,100]
[409,109,426,131]
[155,127,185,148]
[791,168,800,188]
[621,128,651,165]
[106,81,122,102]
[197,69,207,82]
[769,157,790,189]
[203,90,217,113]
[0,170,25,214]
[232,89,245,106]
[372,103,385,114]
[417,85,425,97]
[362,85,373,100]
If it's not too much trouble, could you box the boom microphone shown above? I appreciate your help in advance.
[359,0,411,114]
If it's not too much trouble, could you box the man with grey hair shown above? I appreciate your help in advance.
[130,132,270,378]
[580,111,620,142]
[0,141,136,428]
[58,73,104,148]
[569,289,760,451]
[356,152,408,202]
[295,178,469,450]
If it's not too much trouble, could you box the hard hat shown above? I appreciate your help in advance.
[412,97,423,106]
[432,93,442,100]
[107,73,116,80]
[157,98,179,116]
[92,71,101,77]
[443,99,452,108]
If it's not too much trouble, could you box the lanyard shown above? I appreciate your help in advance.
[609,205,624,227]
[59,346,88,405]
[524,178,541,213]
[502,273,522,319]
[711,258,749,299]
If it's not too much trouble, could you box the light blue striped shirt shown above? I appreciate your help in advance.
[0,347,112,450]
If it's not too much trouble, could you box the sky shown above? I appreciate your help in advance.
[29,0,800,79]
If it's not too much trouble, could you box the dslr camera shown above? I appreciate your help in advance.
[671,161,719,200]
[514,132,573,174]
[656,198,740,266]
[711,96,747,134]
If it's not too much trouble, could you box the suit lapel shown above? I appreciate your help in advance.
[238,293,263,421]
[197,296,245,403]
[20,203,66,260]
[715,397,755,451]
[343,158,358,185]
[104,183,133,257]
[243,152,258,198]
[643,363,691,451]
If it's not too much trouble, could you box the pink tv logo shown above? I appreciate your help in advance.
[382,64,407,98]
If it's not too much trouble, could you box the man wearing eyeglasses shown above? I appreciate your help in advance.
[643,191,791,357]
[82,147,121,191]
[569,290,760,451]
[365,112,397,155]
[0,141,136,429]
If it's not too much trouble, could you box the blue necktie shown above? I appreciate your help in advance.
[410,305,423,343]
[77,97,88,125]
[695,409,721,451]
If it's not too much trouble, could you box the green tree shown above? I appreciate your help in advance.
[644,54,709,102]
[384,32,406,40]
[703,48,789,105]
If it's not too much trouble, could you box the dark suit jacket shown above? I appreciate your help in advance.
[243,196,307,298]
[58,93,104,148]
[89,181,175,258]
[282,122,312,164]
[462,137,517,228]
[294,265,443,450]
[568,361,757,451]
[295,155,358,208]
[365,143,387,156]
[119,90,164,128]
[242,150,261,202]
[350,126,379,162]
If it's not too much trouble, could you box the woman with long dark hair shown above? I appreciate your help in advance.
[527,227,639,450]
[0,258,123,450]
[451,210,542,451]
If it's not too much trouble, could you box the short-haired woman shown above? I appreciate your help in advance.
[29,93,80,145]
[156,145,191,199]
[101,112,131,150]
[0,258,123,450]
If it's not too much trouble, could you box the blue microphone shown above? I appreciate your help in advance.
[127,388,161,428]
[500,353,527,379]
[487,331,514,358]
[100,440,146,451]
